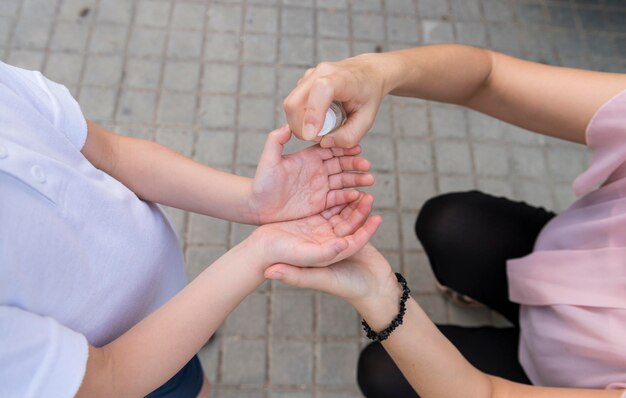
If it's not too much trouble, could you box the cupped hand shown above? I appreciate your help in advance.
[252,192,382,269]
[249,125,374,225]
[283,53,394,148]
[263,243,398,309]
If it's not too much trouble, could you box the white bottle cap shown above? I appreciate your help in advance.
[318,108,337,136]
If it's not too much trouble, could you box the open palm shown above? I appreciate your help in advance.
[249,125,374,224]
[255,193,381,268]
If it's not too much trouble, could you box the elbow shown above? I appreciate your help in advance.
[75,345,122,398]
[459,48,498,108]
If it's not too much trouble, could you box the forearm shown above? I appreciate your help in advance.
[84,121,256,224]
[115,135,255,223]
[77,240,265,397]
[383,44,626,143]
[354,289,621,398]
[383,44,494,106]
[354,295,491,398]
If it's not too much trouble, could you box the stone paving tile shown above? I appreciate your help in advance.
[472,142,510,177]
[438,174,475,193]
[317,342,360,387]
[222,338,268,385]
[271,291,315,337]
[448,302,493,327]
[476,177,514,198]
[271,341,314,386]
[156,127,195,157]
[4,0,626,395]
[317,294,359,337]
[224,293,268,337]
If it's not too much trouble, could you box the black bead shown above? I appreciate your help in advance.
[361,272,411,342]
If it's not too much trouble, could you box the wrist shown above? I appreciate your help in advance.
[376,52,411,96]
[350,272,404,331]
[240,177,261,225]
[240,227,274,272]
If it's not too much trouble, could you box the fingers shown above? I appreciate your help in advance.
[321,213,383,266]
[301,238,349,265]
[329,173,375,190]
[319,106,375,149]
[293,212,380,265]
[265,263,335,293]
[324,155,371,175]
[302,78,334,140]
[284,62,355,142]
[330,193,374,237]
[334,146,362,157]
[350,214,383,247]
[259,125,292,166]
[320,202,348,220]
[326,189,360,208]
[284,81,315,141]
[315,145,362,161]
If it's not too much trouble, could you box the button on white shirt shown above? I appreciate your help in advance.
[30,164,46,183]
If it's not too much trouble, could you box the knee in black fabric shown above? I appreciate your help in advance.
[357,342,419,398]
[415,191,483,249]
[414,191,485,277]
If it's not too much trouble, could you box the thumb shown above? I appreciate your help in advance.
[320,109,373,149]
[260,124,291,165]
[265,263,336,293]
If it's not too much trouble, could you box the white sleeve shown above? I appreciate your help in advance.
[0,62,88,151]
[0,306,88,398]
[34,71,88,151]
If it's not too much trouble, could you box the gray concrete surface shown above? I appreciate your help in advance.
[2,0,624,396]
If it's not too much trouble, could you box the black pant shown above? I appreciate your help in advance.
[357,191,556,398]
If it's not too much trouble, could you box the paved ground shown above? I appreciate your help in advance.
[2,0,625,396]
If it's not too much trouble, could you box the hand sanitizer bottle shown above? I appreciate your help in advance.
[318,101,347,136]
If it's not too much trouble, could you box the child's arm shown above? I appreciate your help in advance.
[75,194,381,398]
[81,122,373,225]
[264,246,624,398]
[284,44,626,147]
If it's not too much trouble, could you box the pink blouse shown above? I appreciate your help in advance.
[507,89,626,392]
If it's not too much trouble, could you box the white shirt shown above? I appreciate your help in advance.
[0,62,187,397]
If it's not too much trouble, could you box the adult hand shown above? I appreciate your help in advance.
[248,124,374,225]
[263,243,400,311]
[251,193,382,269]
[283,53,402,148]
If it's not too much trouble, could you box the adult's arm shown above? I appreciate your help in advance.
[284,44,626,147]
[362,297,621,398]
[264,245,624,398]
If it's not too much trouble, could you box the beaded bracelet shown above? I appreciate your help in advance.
[361,272,411,342]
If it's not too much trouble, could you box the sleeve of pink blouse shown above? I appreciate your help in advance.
[573,89,626,197]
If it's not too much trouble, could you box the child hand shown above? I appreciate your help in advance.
[251,192,381,269]
[248,125,374,225]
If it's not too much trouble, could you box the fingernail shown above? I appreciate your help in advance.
[267,271,283,280]
[303,124,316,140]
